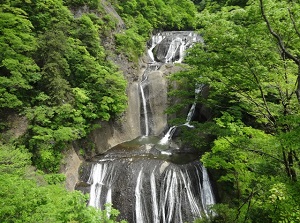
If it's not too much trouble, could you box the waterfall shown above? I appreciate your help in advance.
[88,161,116,209]
[159,84,204,145]
[148,33,164,62]
[201,166,216,215]
[159,126,177,145]
[87,150,215,223]
[184,84,204,127]
[140,82,149,136]
[82,32,215,223]
[139,32,203,136]
[164,37,182,63]
[135,168,145,222]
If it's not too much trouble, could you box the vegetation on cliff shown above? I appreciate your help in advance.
[0,0,128,172]
[0,143,127,223]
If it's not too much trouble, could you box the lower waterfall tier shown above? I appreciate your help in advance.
[77,136,215,223]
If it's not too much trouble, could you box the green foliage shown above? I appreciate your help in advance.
[0,5,40,108]
[72,14,106,61]
[197,114,300,222]
[99,204,128,223]
[0,144,31,175]
[0,143,127,223]
[0,0,128,172]
[193,204,237,223]
[115,28,146,61]
[0,173,126,223]
[116,0,197,31]
[64,0,99,9]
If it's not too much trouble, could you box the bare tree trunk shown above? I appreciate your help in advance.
[296,70,300,103]
[288,151,297,181]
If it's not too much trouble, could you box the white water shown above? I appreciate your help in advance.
[88,163,109,208]
[202,166,216,215]
[141,32,201,136]
[159,126,177,145]
[164,37,182,63]
[135,168,144,223]
[87,150,216,222]
[184,84,204,127]
[140,83,149,136]
[159,84,203,145]
[150,169,159,223]
[175,39,187,63]
[148,33,164,62]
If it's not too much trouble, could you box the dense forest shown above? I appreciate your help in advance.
[0,0,300,222]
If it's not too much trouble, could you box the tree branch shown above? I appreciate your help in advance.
[259,0,300,65]
[288,8,300,39]
[223,137,282,163]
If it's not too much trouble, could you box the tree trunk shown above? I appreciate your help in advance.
[296,69,300,104]
[288,151,297,181]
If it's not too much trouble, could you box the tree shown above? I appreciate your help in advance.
[259,0,300,103]
[179,0,300,180]
[0,5,40,109]
[170,0,300,221]
[0,143,128,223]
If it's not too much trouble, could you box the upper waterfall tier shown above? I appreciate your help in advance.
[140,31,202,136]
[149,31,202,63]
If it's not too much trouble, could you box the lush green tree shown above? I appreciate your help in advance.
[0,5,40,109]
[170,0,300,222]
[36,25,73,105]
[0,143,127,223]
[177,0,300,178]
[0,0,127,171]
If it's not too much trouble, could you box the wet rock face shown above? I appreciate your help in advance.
[79,31,202,157]
[153,37,182,63]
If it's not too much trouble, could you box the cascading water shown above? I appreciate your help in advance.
[185,84,204,127]
[141,32,202,137]
[86,143,215,223]
[159,84,204,145]
[81,32,215,223]
[140,80,150,136]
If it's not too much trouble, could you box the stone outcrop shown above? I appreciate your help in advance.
[147,70,168,135]
[89,81,141,155]
[60,146,82,191]
[81,31,203,156]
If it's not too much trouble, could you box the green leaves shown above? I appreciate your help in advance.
[0,0,128,171]
[0,141,126,222]
[0,7,40,108]
[169,1,300,221]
